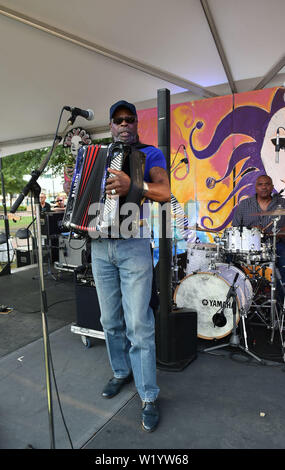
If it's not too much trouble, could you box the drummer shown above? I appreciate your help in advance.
[232,174,285,292]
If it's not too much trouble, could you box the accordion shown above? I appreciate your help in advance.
[62,143,146,238]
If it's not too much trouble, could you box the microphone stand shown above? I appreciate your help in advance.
[204,277,264,363]
[0,156,11,276]
[10,109,73,449]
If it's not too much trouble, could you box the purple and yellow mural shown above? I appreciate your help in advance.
[138,86,285,244]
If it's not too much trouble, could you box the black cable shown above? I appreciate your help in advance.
[170,144,185,168]
[201,344,285,368]
[68,238,86,251]
[17,297,75,314]
[43,310,74,449]
[5,297,76,447]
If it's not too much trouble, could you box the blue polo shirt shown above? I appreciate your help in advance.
[141,145,167,181]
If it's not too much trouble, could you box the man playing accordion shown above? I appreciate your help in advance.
[91,100,170,433]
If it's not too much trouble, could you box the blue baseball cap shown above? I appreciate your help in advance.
[109,100,137,120]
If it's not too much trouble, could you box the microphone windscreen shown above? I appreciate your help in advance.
[87,109,94,121]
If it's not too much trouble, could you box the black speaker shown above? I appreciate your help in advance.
[74,280,102,331]
[156,307,197,371]
[157,88,170,174]
[157,88,174,365]
[41,212,64,236]
[16,249,37,267]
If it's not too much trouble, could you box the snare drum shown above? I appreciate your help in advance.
[186,243,218,274]
[174,263,253,340]
[223,227,261,253]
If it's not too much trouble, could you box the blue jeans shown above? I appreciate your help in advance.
[91,237,160,402]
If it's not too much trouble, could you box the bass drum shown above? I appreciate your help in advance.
[154,252,187,293]
[173,263,253,340]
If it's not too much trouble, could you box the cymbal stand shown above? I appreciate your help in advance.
[249,217,285,360]
[268,216,281,344]
[204,278,264,363]
[246,262,272,327]
[274,266,285,361]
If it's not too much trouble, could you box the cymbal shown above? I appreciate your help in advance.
[250,208,285,216]
[185,225,221,233]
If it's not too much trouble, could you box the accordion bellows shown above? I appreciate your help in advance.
[62,143,145,237]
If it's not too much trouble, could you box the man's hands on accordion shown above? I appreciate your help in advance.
[106,168,131,199]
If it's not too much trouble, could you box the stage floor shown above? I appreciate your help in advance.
[1,264,285,453]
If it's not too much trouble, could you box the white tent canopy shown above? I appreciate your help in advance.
[1,0,285,157]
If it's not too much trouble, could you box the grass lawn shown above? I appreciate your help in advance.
[0,214,35,271]
[0,215,34,237]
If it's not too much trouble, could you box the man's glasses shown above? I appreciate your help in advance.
[112,116,137,125]
[57,200,63,202]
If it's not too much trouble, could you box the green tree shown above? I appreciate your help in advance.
[0,137,112,202]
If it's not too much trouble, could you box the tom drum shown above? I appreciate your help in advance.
[223,227,261,253]
[186,242,218,274]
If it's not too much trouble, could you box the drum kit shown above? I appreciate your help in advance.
[167,208,285,363]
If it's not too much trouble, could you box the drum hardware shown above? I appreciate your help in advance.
[273,267,285,361]
[249,263,285,362]
[203,272,264,363]
[240,263,272,329]
[267,217,284,345]
[243,216,285,360]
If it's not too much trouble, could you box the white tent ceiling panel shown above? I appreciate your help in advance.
[0,0,228,87]
[0,0,285,156]
[208,0,285,81]
[0,12,185,146]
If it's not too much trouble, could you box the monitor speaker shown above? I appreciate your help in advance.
[156,307,197,371]
[74,277,102,332]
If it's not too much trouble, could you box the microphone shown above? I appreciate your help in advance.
[276,128,280,163]
[183,146,190,173]
[212,310,227,328]
[212,272,239,327]
[65,106,94,124]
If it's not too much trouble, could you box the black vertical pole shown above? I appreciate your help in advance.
[157,88,172,364]
[0,156,11,276]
